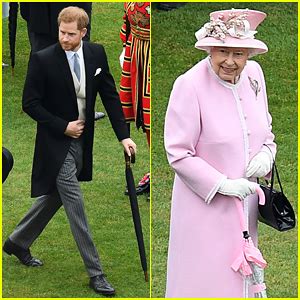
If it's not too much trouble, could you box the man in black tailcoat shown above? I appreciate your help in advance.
[3,6,135,296]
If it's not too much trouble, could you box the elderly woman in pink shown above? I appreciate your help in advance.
[164,9,276,298]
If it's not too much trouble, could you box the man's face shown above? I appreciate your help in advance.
[210,47,249,83]
[59,21,87,52]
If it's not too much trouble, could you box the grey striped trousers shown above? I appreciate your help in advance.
[10,138,103,277]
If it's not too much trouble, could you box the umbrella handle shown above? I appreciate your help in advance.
[234,197,247,232]
[124,147,136,165]
[234,185,266,234]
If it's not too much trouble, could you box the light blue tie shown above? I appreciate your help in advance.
[73,53,81,81]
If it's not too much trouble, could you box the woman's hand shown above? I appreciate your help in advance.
[246,151,272,178]
[218,178,257,200]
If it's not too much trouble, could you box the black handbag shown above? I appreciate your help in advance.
[258,161,296,231]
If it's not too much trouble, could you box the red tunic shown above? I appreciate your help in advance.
[119,2,150,131]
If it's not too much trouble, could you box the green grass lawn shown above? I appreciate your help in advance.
[2,3,150,298]
[151,2,298,298]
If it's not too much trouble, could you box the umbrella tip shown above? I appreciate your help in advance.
[144,271,149,282]
[243,231,250,239]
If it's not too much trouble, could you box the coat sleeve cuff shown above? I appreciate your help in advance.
[48,117,69,135]
[205,175,227,204]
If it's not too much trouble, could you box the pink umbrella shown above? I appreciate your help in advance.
[231,186,268,297]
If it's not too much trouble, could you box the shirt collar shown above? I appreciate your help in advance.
[65,41,83,61]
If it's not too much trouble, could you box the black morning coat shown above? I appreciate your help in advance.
[22,41,129,197]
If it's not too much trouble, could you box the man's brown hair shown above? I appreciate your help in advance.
[58,6,89,30]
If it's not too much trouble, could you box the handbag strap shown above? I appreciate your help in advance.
[263,144,284,194]
[270,161,284,193]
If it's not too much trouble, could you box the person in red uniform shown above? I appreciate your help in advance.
[119,2,150,196]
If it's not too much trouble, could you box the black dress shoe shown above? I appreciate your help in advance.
[94,111,105,121]
[3,238,43,267]
[125,173,150,195]
[136,182,150,195]
[89,275,115,295]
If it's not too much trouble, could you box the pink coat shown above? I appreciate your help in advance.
[164,57,276,298]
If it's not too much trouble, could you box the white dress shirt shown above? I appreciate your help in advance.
[65,41,86,120]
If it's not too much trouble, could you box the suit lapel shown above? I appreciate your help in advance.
[54,43,77,102]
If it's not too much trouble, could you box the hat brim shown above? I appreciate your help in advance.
[195,36,268,57]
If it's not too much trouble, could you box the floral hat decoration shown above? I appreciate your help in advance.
[195,8,268,57]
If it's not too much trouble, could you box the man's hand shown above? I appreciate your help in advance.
[64,120,85,138]
[121,138,137,157]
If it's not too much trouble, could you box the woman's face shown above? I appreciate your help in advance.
[210,47,249,83]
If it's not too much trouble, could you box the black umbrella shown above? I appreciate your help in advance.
[124,148,148,282]
[8,2,19,75]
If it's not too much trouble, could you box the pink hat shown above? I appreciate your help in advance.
[195,9,268,57]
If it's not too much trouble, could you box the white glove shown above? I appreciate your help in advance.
[119,48,125,68]
[246,151,272,178]
[218,178,257,200]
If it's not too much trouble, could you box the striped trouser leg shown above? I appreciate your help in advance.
[56,139,103,277]
[9,192,62,249]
